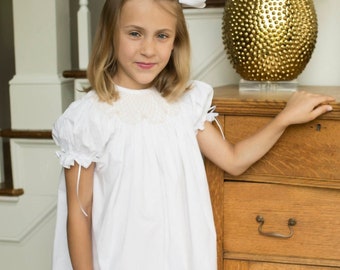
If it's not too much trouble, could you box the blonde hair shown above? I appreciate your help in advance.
[86,0,191,103]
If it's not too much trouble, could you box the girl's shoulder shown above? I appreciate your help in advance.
[191,80,213,91]
[181,80,214,105]
[62,90,108,116]
[180,80,214,131]
[58,90,113,125]
[53,90,113,140]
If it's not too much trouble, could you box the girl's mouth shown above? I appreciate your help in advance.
[136,62,156,69]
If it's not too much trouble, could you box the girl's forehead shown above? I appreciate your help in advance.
[120,0,177,28]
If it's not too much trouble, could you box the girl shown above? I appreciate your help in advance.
[52,0,335,269]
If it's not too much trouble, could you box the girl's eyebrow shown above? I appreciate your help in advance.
[123,25,174,33]
[123,25,143,30]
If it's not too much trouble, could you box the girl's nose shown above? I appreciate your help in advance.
[140,38,155,57]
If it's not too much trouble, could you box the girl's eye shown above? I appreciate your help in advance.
[157,33,169,40]
[129,31,141,38]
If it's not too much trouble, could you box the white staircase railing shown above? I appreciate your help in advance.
[77,0,91,70]
[75,0,92,99]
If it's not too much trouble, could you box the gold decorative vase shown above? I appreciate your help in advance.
[222,0,318,82]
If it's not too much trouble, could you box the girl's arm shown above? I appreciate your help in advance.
[197,91,335,176]
[65,162,95,270]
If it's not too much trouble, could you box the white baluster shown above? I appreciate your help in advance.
[78,0,91,70]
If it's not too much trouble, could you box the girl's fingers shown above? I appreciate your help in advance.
[280,91,335,125]
[311,104,333,118]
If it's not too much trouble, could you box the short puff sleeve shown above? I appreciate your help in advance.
[183,80,214,133]
[52,92,111,169]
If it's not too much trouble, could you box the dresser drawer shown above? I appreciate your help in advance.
[224,259,337,270]
[225,117,340,184]
[223,181,340,264]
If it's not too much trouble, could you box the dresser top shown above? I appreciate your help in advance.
[213,85,340,120]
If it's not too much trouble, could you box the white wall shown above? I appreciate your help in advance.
[298,0,340,85]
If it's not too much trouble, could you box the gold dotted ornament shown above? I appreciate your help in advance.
[222,0,318,81]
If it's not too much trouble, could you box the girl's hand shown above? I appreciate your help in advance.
[276,91,335,127]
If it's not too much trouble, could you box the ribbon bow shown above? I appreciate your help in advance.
[179,0,206,8]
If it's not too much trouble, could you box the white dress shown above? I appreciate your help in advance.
[52,80,217,270]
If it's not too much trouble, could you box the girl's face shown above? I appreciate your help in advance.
[113,0,177,89]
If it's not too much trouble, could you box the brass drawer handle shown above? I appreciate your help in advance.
[256,215,297,239]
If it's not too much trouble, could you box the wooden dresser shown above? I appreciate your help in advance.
[206,85,340,270]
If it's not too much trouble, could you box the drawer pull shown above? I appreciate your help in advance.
[256,215,297,239]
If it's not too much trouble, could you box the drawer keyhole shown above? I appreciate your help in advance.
[256,215,297,239]
[316,123,322,131]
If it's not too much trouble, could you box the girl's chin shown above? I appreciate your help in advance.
[118,82,153,90]
[113,74,157,89]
